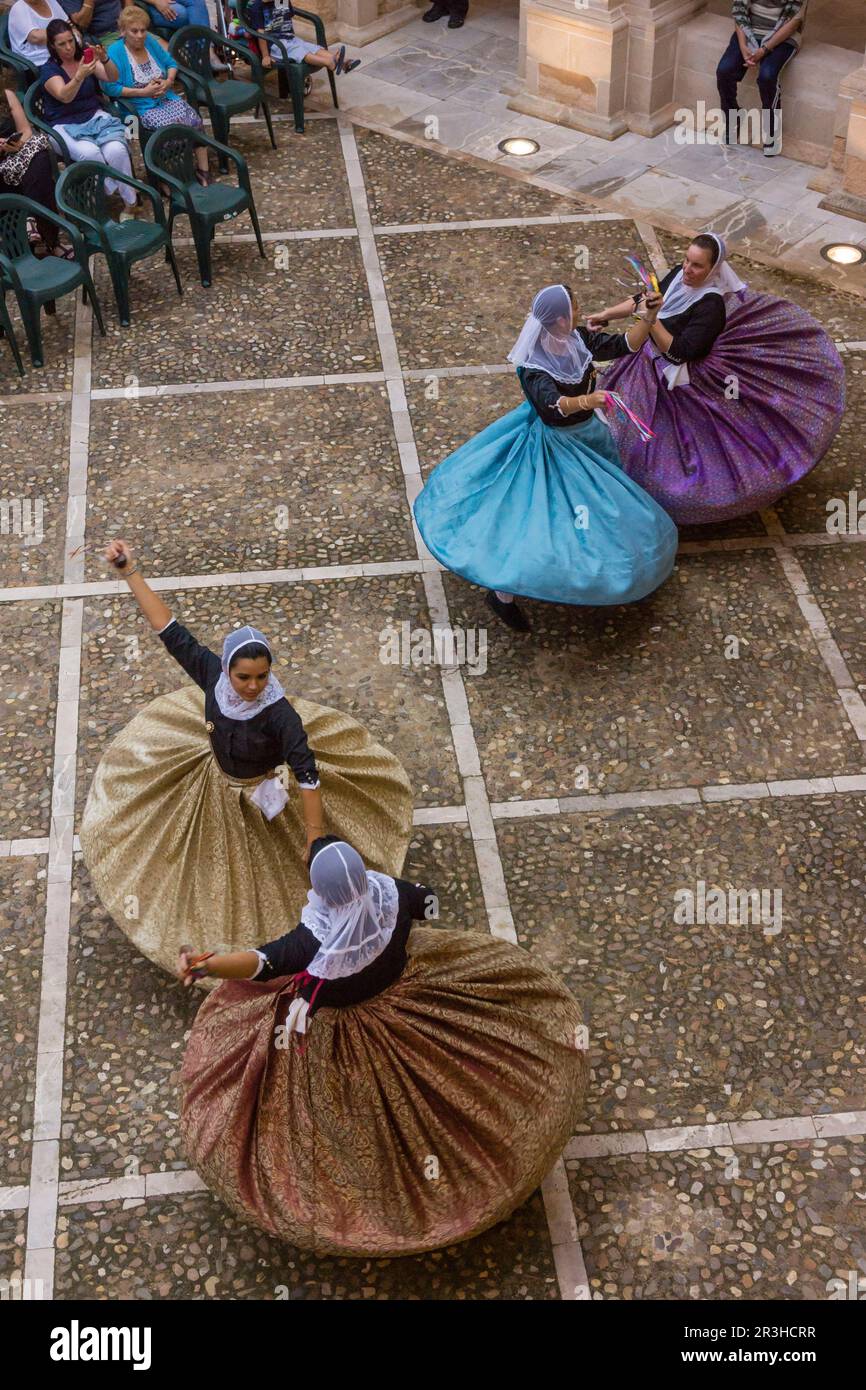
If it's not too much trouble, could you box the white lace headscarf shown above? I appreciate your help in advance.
[507,283,593,384]
[302,841,400,980]
[661,233,747,318]
[213,624,286,721]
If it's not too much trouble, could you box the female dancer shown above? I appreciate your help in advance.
[592,233,846,524]
[80,541,413,976]
[413,282,678,633]
[179,838,588,1255]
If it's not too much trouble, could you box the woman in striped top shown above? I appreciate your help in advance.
[716,1,807,155]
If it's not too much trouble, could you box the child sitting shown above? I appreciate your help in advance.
[241,1,360,76]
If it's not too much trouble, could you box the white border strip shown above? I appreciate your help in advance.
[23,295,92,1300]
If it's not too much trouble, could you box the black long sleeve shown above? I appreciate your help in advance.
[159,620,221,691]
[578,326,635,361]
[658,266,726,364]
[269,701,319,788]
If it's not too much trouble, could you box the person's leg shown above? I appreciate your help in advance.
[486,589,530,633]
[100,139,137,204]
[422,2,448,20]
[757,41,797,152]
[174,0,211,26]
[19,148,60,249]
[446,0,468,20]
[716,32,746,142]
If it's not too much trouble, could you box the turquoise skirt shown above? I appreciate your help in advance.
[413,400,678,606]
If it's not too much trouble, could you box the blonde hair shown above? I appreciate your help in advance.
[118,5,152,32]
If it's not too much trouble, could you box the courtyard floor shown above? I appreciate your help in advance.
[1,95,866,1302]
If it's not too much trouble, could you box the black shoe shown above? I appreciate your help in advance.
[486,591,530,633]
[423,3,447,20]
[447,15,465,26]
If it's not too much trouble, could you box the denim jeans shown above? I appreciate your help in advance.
[716,31,797,143]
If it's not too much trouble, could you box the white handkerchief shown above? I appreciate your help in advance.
[248,775,289,821]
[663,360,690,390]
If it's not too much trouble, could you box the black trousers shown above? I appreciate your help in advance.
[429,0,469,17]
[0,147,58,248]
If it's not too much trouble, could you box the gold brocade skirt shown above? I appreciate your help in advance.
[180,927,588,1255]
[79,685,414,975]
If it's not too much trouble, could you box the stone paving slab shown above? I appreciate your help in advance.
[404,823,488,934]
[0,858,46,1188]
[797,545,866,697]
[227,119,356,231]
[0,600,61,838]
[89,239,379,390]
[357,125,577,226]
[444,550,864,803]
[406,372,524,477]
[0,295,75,396]
[85,386,414,579]
[378,220,651,370]
[777,353,866,536]
[61,860,199,1182]
[0,400,69,588]
[568,1137,866,1300]
[53,1189,559,1299]
[0,1212,26,1284]
[76,578,462,821]
[500,796,866,1130]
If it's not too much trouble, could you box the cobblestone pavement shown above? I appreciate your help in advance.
[1,101,865,1303]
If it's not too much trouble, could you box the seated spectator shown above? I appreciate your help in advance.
[239,1,360,77]
[716,1,807,156]
[41,19,139,217]
[137,0,210,36]
[55,0,129,48]
[102,7,212,183]
[0,77,71,254]
[7,0,71,68]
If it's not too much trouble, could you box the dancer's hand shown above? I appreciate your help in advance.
[105,537,133,569]
[177,946,197,987]
[304,829,317,867]
[584,390,609,411]
[586,313,610,330]
[642,291,663,322]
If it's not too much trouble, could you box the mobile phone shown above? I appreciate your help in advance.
[82,45,95,63]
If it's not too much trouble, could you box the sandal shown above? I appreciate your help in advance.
[194,169,214,187]
[333,44,346,75]
[342,58,361,75]
[52,242,76,260]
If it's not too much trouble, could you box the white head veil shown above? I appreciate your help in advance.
[660,233,747,319]
[507,283,593,385]
[213,624,286,722]
[302,841,400,981]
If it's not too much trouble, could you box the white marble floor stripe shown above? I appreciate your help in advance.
[7,1106,864,1214]
[764,507,866,743]
[337,111,590,1301]
[23,295,93,1302]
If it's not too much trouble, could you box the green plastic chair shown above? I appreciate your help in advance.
[235,1,337,134]
[0,11,38,93]
[22,82,75,179]
[169,25,276,170]
[143,124,264,288]
[0,193,106,367]
[0,292,25,376]
[56,160,183,327]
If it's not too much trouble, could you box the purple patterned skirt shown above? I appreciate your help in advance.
[600,292,846,525]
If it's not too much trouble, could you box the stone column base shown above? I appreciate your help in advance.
[332,3,420,46]
[506,90,629,140]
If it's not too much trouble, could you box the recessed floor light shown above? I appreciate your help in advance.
[498,137,540,157]
[820,243,865,266]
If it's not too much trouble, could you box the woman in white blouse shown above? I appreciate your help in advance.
[7,0,72,67]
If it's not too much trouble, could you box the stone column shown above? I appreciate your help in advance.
[510,0,707,140]
[297,0,420,45]
[816,47,866,221]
